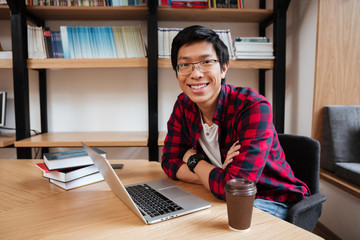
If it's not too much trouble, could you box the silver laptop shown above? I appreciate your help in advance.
[82,143,211,224]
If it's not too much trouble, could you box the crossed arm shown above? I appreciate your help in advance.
[176,141,241,190]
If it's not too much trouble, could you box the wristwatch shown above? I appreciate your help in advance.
[187,153,205,173]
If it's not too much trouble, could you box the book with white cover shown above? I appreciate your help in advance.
[50,172,104,190]
[0,51,12,59]
[234,42,273,52]
[36,163,99,182]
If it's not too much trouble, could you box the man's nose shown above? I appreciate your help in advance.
[190,63,203,77]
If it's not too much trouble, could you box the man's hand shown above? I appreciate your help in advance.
[223,140,241,169]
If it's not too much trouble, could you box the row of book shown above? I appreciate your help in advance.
[25,0,147,6]
[36,148,106,190]
[27,24,273,59]
[160,0,245,8]
[233,37,274,59]
[28,25,147,59]
[23,0,244,8]
[158,27,234,59]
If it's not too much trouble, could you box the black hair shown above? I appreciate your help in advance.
[171,25,229,72]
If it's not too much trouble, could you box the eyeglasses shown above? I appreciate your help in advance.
[176,59,219,75]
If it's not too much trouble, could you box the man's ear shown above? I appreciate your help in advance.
[220,63,229,79]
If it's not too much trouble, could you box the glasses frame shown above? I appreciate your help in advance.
[176,59,219,75]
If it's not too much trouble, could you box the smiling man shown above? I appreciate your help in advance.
[161,25,310,219]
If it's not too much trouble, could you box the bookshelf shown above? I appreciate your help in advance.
[6,1,289,161]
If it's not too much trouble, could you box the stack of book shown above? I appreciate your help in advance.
[27,25,147,59]
[158,27,234,59]
[233,37,274,59]
[36,148,106,190]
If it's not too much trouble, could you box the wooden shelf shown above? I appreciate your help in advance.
[27,58,148,69]
[24,6,272,22]
[320,168,360,199]
[158,7,273,22]
[26,6,148,20]
[14,131,148,147]
[26,58,273,70]
[0,133,16,147]
[159,58,273,69]
[0,5,10,20]
[158,131,166,146]
[0,59,12,68]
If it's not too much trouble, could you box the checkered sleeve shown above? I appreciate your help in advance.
[209,100,274,200]
[161,98,189,180]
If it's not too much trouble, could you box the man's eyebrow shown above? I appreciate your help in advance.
[177,54,214,61]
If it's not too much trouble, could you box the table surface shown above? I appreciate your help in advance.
[0,159,322,240]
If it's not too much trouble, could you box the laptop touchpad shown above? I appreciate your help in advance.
[160,187,191,199]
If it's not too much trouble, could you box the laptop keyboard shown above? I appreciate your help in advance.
[126,184,183,217]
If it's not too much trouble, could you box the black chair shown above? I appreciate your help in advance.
[278,134,327,232]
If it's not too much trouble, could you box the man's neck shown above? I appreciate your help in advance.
[197,100,218,126]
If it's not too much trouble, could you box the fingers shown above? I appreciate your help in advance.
[223,141,241,169]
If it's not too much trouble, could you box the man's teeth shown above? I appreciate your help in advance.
[191,84,207,89]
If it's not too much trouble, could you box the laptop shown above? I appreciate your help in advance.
[82,143,211,224]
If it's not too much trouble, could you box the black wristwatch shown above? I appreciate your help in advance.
[187,153,205,173]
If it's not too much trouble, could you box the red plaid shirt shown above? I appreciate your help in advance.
[161,83,310,204]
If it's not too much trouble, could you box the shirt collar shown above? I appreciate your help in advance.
[213,82,228,125]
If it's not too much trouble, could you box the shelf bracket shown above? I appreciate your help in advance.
[8,0,32,158]
[147,0,159,162]
[272,0,291,133]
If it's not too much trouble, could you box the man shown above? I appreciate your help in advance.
[161,25,310,219]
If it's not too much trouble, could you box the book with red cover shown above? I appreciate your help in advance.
[36,163,99,182]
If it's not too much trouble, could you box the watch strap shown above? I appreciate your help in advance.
[187,153,205,173]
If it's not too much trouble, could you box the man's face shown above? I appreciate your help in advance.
[176,41,228,107]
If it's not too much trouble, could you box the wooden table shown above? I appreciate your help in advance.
[0,159,322,239]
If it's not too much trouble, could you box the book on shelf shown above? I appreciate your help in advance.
[209,0,244,8]
[49,172,104,190]
[27,25,47,59]
[158,27,234,59]
[171,0,209,8]
[25,0,147,6]
[36,163,100,182]
[43,148,106,170]
[0,42,12,59]
[43,27,54,58]
[50,30,64,58]
[59,25,146,59]
[235,37,270,43]
[234,42,273,52]
[233,37,274,59]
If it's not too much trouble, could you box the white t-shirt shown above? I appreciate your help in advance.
[198,112,222,168]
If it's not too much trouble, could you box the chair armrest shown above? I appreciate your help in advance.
[286,193,327,222]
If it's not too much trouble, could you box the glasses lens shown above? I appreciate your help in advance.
[178,64,192,74]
